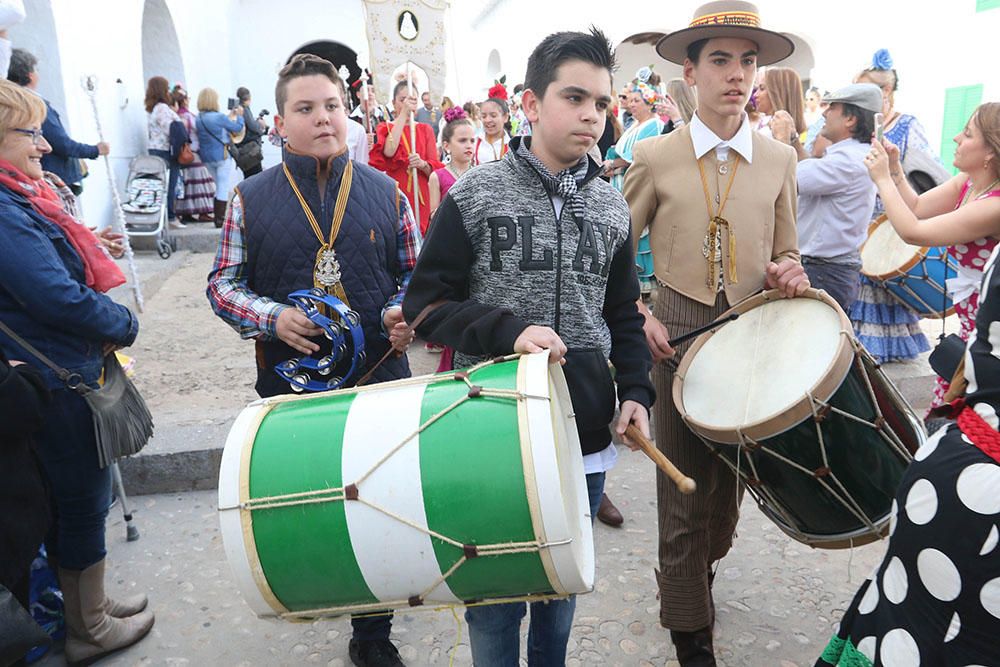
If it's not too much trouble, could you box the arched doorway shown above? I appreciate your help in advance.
[288,41,362,106]
[10,0,66,113]
[613,32,683,95]
[486,49,502,84]
[779,32,816,90]
[141,0,185,87]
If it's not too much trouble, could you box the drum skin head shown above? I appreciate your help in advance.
[860,215,926,279]
[673,289,856,444]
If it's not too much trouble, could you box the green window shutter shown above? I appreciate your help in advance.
[978,0,1000,11]
[940,84,984,175]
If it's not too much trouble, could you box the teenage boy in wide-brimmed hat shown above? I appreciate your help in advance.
[622,2,809,664]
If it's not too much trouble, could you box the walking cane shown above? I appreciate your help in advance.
[405,63,420,226]
[81,75,145,312]
[110,462,140,542]
[360,69,372,137]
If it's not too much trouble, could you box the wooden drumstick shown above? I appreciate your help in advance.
[625,424,697,495]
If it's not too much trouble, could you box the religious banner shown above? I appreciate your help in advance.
[362,0,448,103]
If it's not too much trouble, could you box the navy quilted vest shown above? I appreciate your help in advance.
[238,149,409,396]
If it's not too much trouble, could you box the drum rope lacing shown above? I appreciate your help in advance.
[235,354,577,618]
[703,336,914,545]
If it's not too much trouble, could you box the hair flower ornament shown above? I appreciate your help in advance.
[443,106,467,123]
[488,75,509,101]
[871,49,894,71]
[632,81,658,106]
[636,65,654,83]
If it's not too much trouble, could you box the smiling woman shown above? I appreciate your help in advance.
[0,86,47,178]
[0,78,152,665]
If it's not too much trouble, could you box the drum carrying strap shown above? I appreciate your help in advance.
[354,300,444,386]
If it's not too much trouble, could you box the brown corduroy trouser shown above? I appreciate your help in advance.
[652,287,745,632]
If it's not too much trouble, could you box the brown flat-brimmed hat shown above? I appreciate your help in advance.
[656,1,794,66]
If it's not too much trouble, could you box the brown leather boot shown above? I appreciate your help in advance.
[104,592,148,618]
[597,493,624,526]
[60,560,154,666]
[670,626,716,667]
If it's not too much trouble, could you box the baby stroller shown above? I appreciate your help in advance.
[121,155,176,259]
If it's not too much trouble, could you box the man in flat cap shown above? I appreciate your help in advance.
[623,2,809,664]
[772,83,882,311]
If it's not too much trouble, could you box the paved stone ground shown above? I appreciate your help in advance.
[31,248,935,665]
[38,457,884,666]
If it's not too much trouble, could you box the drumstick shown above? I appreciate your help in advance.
[625,424,697,494]
[668,312,739,348]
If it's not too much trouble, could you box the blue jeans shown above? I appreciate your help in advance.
[802,256,861,313]
[149,149,179,219]
[34,389,112,571]
[203,158,237,202]
[465,471,605,666]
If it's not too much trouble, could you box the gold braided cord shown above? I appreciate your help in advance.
[240,354,572,613]
[697,156,741,287]
[282,161,352,306]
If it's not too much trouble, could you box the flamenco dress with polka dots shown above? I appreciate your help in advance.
[929,182,1000,408]
[817,243,1000,666]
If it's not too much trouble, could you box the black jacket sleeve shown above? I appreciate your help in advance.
[243,106,265,141]
[602,229,655,411]
[0,350,49,442]
[403,195,530,356]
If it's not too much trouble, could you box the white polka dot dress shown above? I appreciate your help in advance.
[818,246,1000,666]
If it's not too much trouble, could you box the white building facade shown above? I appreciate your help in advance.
[12,0,1000,228]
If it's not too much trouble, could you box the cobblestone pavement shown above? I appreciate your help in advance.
[32,251,896,665]
[40,453,883,666]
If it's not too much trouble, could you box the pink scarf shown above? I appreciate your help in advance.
[0,160,125,292]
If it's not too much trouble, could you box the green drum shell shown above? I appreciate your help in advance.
[217,352,593,618]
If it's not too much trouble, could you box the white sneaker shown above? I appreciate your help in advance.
[168,219,186,230]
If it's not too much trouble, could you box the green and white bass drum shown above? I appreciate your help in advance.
[218,351,594,619]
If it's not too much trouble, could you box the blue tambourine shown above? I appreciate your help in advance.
[274,288,366,392]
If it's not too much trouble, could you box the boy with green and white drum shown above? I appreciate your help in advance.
[207,54,418,667]
[403,27,655,665]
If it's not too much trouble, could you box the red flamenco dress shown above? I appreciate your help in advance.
[369,121,442,235]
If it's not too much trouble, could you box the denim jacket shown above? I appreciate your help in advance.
[0,187,138,389]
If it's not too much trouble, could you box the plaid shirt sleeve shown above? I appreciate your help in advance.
[380,190,421,327]
[206,194,287,339]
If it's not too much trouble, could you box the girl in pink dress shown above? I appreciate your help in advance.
[428,108,475,218]
[863,103,1000,410]
[426,108,476,368]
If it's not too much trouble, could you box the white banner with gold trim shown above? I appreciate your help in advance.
[362,0,448,103]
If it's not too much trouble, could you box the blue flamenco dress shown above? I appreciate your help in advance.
[850,114,932,362]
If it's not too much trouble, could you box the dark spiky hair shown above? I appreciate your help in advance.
[524,26,616,99]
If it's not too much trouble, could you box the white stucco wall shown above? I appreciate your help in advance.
[10,0,1000,229]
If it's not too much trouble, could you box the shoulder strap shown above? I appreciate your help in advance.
[201,116,228,148]
[0,319,82,387]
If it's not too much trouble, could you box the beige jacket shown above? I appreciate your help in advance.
[624,123,800,306]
